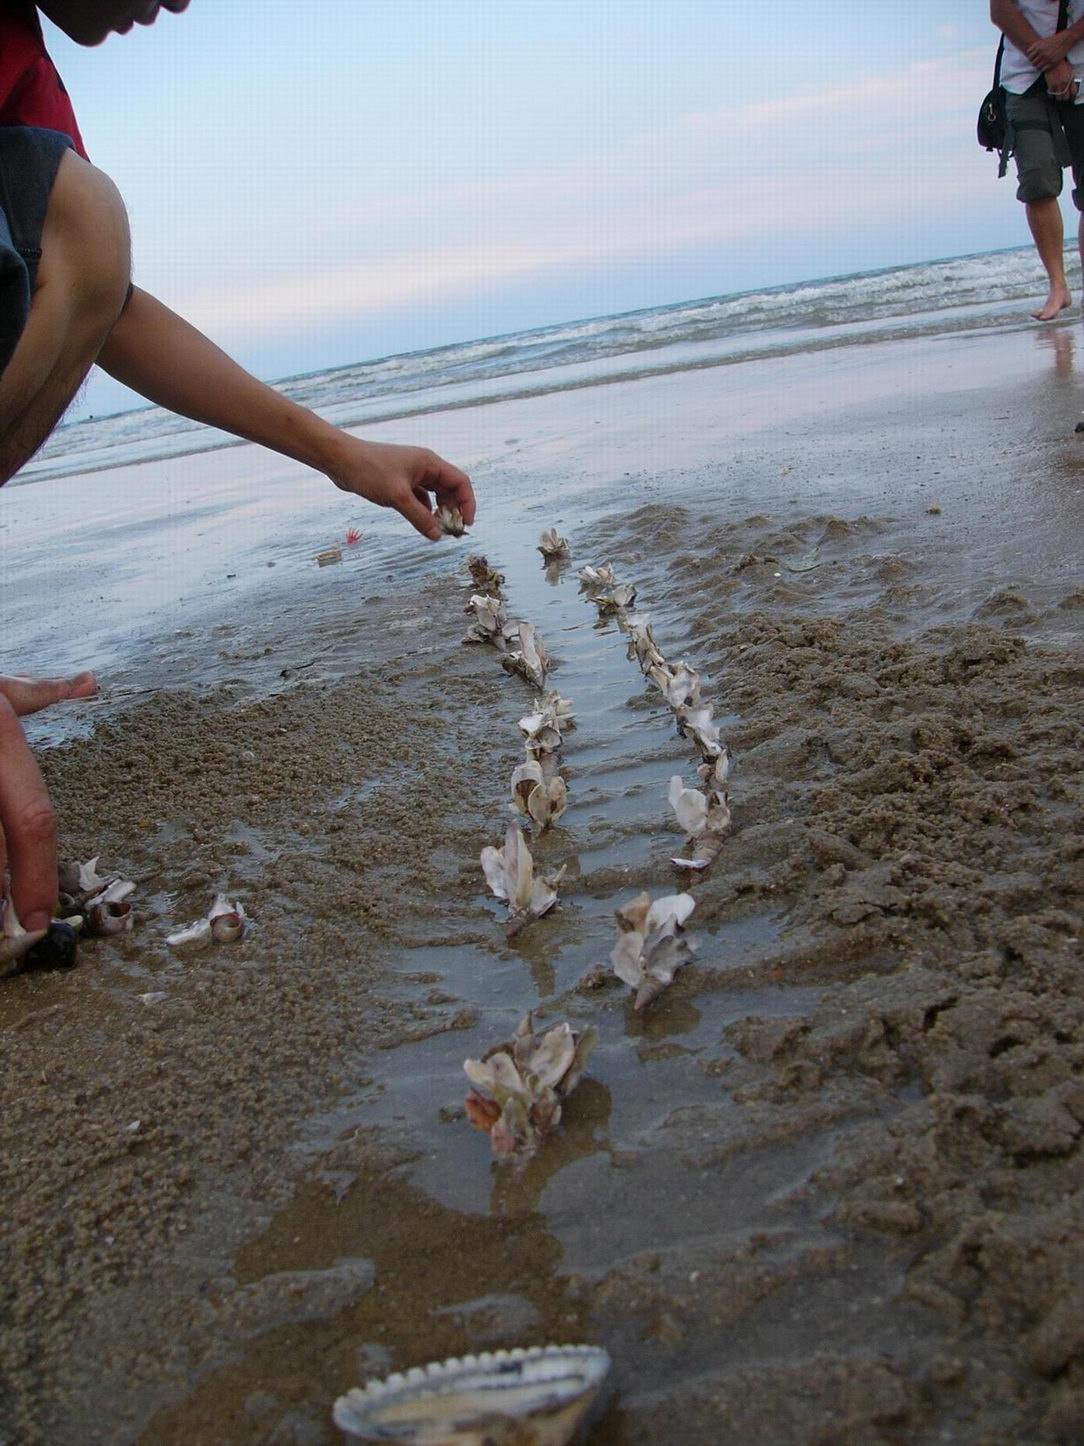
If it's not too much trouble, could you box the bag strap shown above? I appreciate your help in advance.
[993,35,1005,87]
[1059,0,1070,34]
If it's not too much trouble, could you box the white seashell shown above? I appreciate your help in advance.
[463,593,509,646]
[540,690,575,728]
[698,746,732,790]
[594,583,636,615]
[137,991,169,1006]
[0,889,47,969]
[438,505,467,537]
[480,823,564,937]
[675,702,722,759]
[463,1014,598,1162]
[648,661,700,710]
[611,890,696,1009]
[510,760,568,830]
[537,528,570,560]
[500,622,550,690]
[668,776,732,873]
[577,563,616,591]
[166,894,246,948]
[625,618,666,673]
[333,1343,610,1445]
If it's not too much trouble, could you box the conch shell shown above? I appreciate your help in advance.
[610,890,696,1009]
[511,759,568,830]
[480,823,564,937]
[464,1013,598,1160]
[166,894,246,949]
[500,621,550,690]
[438,505,467,537]
[577,563,616,592]
[537,528,570,560]
[466,553,505,597]
[463,593,509,646]
[668,774,732,872]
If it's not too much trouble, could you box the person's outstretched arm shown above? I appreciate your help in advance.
[97,287,475,541]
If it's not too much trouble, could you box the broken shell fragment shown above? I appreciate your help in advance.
[464,1013,599,1162]
[594,583,636,615]
[577,563,616,592]
[333,1343,611,1445]
[500,621,550,690]
[166,894,246,949]
[611,890,697,1009]
[466,553,505,597]
[438,505,467,537]
[537,528,570,560]
[510,760,568,830]
[480,823,564,937]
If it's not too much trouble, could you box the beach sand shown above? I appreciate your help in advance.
[1,323,1082,1443]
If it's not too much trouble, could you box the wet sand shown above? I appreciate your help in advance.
[1,324,1083,1443]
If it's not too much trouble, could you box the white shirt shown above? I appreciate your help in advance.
[1001,0,1084,93]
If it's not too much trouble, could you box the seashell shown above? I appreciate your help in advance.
[577,563,616,592]
[333,1343,611,1445]
[480,823,565,938]
[539,690,575,729]
[466,553,505,597]
[438,505,467,537]
[316,547,342,567]
[674,702,723,759]
[464,1014,599,1162]
[166,893,246,948]
[648,661,700,711]
[0,888,47,971]
[611,890,696,1009]
[463,593,509,647]
[668,775,732,873]
[594,583,636,615]
[625,618,666,673]
[510,760,568,830]
[85,899,134,936]
[500,622,550,690]
[697,745,732,791]
[537,528,570,560]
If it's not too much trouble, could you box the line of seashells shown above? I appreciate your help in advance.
[460,535,603,1171]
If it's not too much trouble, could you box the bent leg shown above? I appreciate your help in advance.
[0,150,130,483]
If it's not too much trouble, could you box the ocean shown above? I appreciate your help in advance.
[14,244,1068,486]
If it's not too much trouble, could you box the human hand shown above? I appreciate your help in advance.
[324,437,476,542]
[0,694,57,946]
[1044,58,1078,98]
[1030,34,1072,72]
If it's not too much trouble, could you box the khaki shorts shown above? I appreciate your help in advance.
[1006,88,1084,209]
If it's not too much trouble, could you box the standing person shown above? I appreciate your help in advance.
[991,1,1084,320]
[0,0,476,966]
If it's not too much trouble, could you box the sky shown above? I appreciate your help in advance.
[41,1,1029,418]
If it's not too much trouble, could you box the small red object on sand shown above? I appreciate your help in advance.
[345,527,362,545]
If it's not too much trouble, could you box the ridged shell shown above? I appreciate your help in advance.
[333,1344,610,1445]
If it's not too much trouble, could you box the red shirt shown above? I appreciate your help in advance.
[0,2,88,158]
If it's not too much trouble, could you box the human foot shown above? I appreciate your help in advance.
[0,671,99,718]
[1031,287,1072,321]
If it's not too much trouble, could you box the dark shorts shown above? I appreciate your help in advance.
[0,125,73,379]
[1006,88,1084,209]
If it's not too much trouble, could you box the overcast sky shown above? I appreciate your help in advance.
[43,2,1023,417]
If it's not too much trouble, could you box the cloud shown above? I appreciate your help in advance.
[167,48,995,337]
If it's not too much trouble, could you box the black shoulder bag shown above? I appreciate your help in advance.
[981,0,1071,178]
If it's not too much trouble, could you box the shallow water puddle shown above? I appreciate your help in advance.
[136,518,836,1439]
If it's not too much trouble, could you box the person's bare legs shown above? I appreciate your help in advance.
[1025,197,1072,321]
[0,150,131,483]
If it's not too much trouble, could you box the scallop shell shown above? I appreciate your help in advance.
[332,1344,610,1445]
